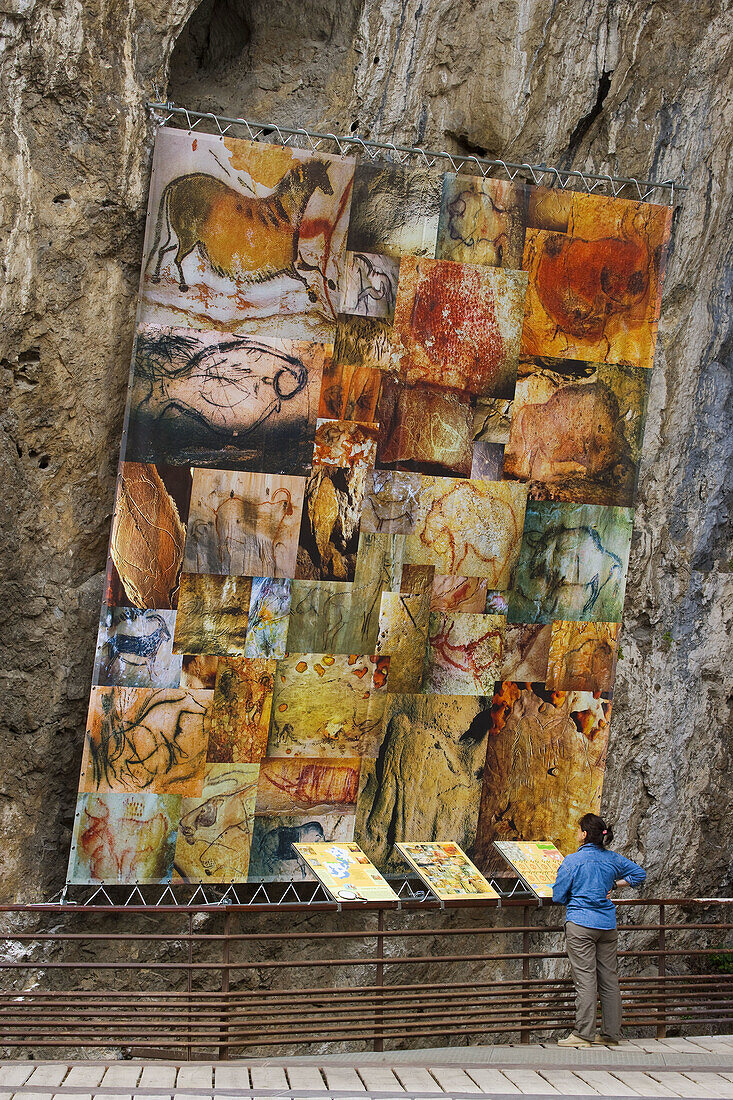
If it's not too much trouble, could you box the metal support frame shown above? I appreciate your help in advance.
[50,877,528,910]
[145,100,685,204]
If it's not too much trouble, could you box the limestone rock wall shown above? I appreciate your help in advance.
[1,0,731,903]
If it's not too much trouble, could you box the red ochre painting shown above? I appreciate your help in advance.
[68,128,672,883]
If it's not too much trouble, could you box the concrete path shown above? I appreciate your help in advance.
[2,1035,733,1100]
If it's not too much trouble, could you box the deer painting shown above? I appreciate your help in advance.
[146,160,336,301]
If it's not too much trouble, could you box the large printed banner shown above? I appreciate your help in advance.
[67,127,671,884]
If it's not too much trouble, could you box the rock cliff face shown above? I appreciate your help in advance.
[0,0,731,903]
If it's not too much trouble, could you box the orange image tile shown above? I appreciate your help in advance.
[255,758,361,815]
[175,763,259,882]
[406,476,528,586]
[313,419,379,469]
[208,657,276,763]
[546,620,620,692]
[430,574,488,613]
[317,355,384,423]
[392,257,527,397]
[184,469,305,578]
[79,687,212,797]
[375,376,474,478]
[521,192,672,369]
[474,682,612,862]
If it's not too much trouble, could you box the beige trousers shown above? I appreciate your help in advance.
[565,921,622,1041]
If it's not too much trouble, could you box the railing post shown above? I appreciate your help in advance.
[520,906,531,1044]
[187,912,193,1062]
[218,909,232,1061]
[657,903,666,1039]
[374,907,384,1052]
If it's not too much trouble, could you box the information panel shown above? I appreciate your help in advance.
[493,840,565,898]
[396,841,499,901]
[293,841,399,902]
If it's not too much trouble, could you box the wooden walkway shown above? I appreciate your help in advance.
[3,1036,733,1100]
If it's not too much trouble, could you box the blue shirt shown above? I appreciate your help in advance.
[552,844,646,929]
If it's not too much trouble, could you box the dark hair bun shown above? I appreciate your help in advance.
[579,813,614,847]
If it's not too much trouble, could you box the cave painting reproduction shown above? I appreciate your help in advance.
[474,682,612,860]
[127,326,329,475]
[436,176,527,269]
[208,657,275,763]
[185,468,305,578]
[521,189,672,369]
[94,608,181,689]
[69,793,180,884]
[508,501,633,624]
[503,357,650,506]
[173,573,252,655]
[267,652,390,759]
[346,163,443,259]
[174,764,259,882]
[140,127,355,341]
[107,463,189,611]
[546,620,621,692]
[341,251,400,319]
[79,686,212,796]
[393,257,527,397]
[70,127,672,883]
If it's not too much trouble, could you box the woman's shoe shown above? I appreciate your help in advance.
[558,1033,592,1047]
[592,1033,620,1045]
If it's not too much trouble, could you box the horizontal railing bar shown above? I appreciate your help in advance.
[2,972,727,997]
[4,981,729,1005]
[5,984,728,1015]
[3,978,728,1001]
[4,921,731,942]
[6,1010,732,1049]
[1,946,729,970]
[5,995,730,1033]
[1,975,728,1007]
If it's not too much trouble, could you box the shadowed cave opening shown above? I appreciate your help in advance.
[168,0,363,130]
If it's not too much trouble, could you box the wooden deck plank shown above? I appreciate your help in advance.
[100,1066,142,1087]
[610,1072,684,1098]
[465,1067,522,1094]
[139,1066,178,1087]
[250,1067,289,1090]
[539,1069,602,1094]
[677,1038,733,1053]
[215,1065,251,1089]
[500,1068,561,1095]
[63,1068,105,1088]
[0,1067,34,1087]
[25,1067,69,1087]
[681,1072,733,1098]
[647,1072,722,1098]
[392,1066,445,1094]
[357,1067,405,1094]
[428,1067,481,1093]
[177,1066,215,1087]
[321,1066,366,1096]
[136,1063,177,1100]
[573,1070,642,1096]
[250,1065,289,1100]
[284,1065,329,1093]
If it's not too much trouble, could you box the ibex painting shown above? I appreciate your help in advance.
[146,160,336,300]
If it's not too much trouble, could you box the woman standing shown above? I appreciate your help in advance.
[552,812,646,1047]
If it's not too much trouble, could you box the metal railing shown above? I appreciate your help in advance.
[0,897,730,1059]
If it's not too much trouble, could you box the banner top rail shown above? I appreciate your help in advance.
[145,101,686,204]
